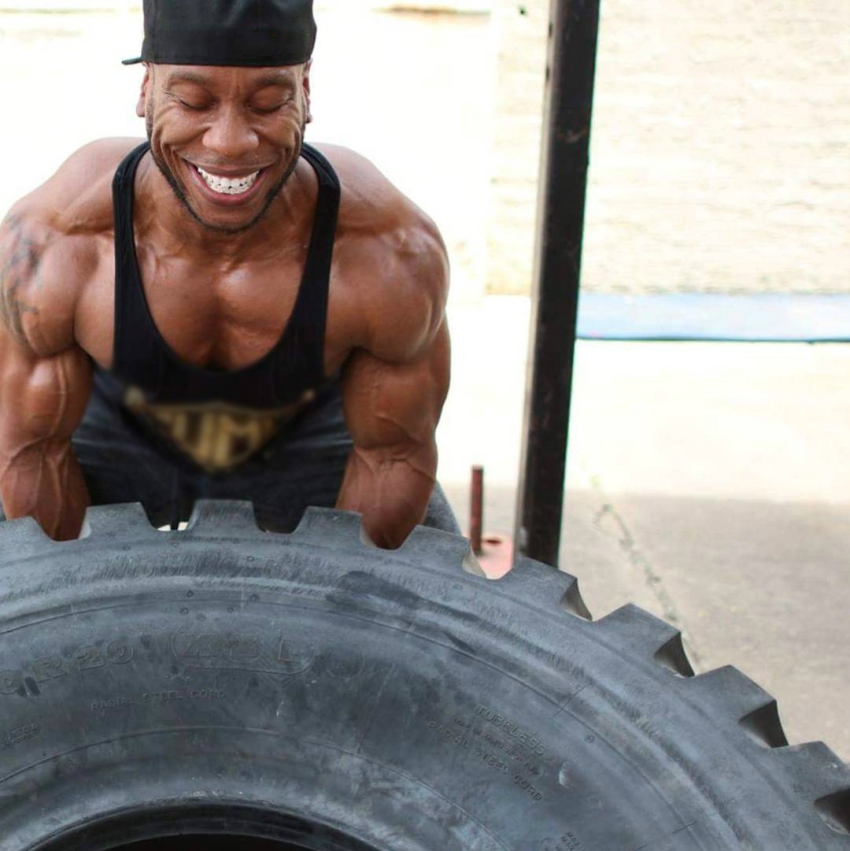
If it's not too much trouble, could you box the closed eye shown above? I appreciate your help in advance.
[251,96,295,115]
[168,92,212,111]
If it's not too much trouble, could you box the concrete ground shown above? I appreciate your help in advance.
[439,296,850,763]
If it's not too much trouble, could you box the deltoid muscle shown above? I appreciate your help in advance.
[0,214,43,348]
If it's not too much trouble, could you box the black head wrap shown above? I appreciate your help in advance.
[123,0,316,67]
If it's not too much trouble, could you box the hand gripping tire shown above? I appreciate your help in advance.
[0,501,848,851]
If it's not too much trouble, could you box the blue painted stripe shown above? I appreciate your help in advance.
[577,293,850,342]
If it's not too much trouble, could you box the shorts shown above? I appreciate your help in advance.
[0,370,460,536]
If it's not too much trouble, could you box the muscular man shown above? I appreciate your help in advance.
[0,0,457,547]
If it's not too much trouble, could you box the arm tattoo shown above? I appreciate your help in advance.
[0,213,43,348]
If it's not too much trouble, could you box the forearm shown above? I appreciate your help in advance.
[0,441,90,540]
[336,443,437,549]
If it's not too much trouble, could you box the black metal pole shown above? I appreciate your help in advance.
[515,0,601,567]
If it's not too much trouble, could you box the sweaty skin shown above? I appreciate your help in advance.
[0,63,450,547]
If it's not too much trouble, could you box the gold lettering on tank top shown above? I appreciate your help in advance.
[124,387,318,474]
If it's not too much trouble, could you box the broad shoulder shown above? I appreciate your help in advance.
[0,138,141,355]
[314,143,439,247]
[314,144,449,363]
[17,137,144,235]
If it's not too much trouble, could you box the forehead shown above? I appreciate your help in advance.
[155,64,304,89]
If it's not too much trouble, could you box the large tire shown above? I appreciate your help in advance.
[0,501,847,850]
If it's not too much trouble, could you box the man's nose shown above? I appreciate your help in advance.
[203,106,259,159]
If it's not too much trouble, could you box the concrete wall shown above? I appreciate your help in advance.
[487,0,850,295]
[486,2,547,296]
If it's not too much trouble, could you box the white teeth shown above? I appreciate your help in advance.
[196,166,260,195]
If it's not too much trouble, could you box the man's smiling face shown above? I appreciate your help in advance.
[137,62,312,234]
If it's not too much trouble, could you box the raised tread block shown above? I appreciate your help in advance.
[291,506,366,548]
[739,700,788,749]
[185,500,260,536]
[398,525,477,574]
[0,516,55,562]
[496,556,592,620]
[686,666,790,746]
[80,502,157,540]
[561,578,593,621]
[816,788,850,836]
[776,743,850,818]
[595,603,695,677]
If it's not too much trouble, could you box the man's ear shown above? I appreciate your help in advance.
[136,64,151,119]
[302,61,313,125]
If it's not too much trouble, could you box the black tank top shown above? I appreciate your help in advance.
[103,142,341,474]
[111,141,340,407]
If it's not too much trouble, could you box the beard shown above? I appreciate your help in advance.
[145,111,305,235]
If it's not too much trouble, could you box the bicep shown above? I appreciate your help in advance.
[342,320,450,455]
[0,333,92,453]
